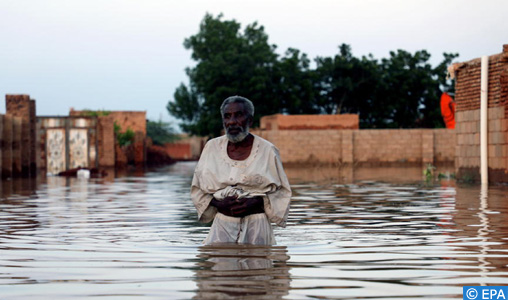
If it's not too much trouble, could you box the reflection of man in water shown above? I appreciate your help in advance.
[191,96,291,245]
[193,244,291,299]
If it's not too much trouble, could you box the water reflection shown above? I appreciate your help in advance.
[286,164,455,184]
[194,244,290,299]
[0,162,507,299]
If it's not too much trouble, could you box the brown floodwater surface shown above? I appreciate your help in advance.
[0,162,507,299]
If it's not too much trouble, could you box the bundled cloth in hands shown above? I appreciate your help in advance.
[212,185,265,200]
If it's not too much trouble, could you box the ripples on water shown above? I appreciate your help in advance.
[1,162,507,299]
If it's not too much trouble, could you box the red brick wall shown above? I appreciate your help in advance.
[108,111,146,135]
[6,94,36,177]
[97,116,115,167]
[260,114,359,130]
[70,109,146,135]
[164,143,192,160]
[455,53,507,112]
[453,44,508,182]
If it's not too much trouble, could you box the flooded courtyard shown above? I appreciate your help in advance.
[1,162,507,299]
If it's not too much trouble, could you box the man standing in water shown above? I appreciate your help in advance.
[191,96,291,245]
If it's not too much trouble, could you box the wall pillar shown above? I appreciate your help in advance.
[422,131,434,164]
[0,115,2,177]
[341,130,354,163]
[29,99,37,176]
[6,94,36,177]
[98,116,115,167]
[133,131,145,166]
[12,117,22,177]
[2,115,13,178]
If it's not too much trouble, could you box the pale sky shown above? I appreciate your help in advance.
[1,0,507,124]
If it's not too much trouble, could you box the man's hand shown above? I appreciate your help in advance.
[210,196,238,217]
[230,196,264,217]
[210,196,264,217]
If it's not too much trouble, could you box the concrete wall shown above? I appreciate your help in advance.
[252,128,455,166]
[453,44,508,182]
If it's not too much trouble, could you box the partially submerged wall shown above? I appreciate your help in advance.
[5,95,37,177]
[252,128,455,166]
[453,45,508,183]
[70,109,147,167]
[37,116,99,174]
[163,134,207,160]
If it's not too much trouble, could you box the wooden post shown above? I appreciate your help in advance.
[422,130,434,164]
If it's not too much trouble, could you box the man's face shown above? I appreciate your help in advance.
[223,102,252,143]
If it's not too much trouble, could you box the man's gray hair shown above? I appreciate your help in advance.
[220,96,255,118]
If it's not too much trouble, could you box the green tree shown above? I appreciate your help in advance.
[169,14,459,133]
[314,44,383,127]
[378,50,458,128]
[167,13,280,137]
[146,120,179,145]
[275,48,319,114]
[314,46,457,128]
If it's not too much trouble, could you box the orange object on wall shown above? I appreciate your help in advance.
[440,92,456,129]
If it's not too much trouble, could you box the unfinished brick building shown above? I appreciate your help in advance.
[453,44,508,183]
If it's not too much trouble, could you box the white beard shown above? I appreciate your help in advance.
[226,124,250,143]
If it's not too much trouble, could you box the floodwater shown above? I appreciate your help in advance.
[1,162,507,299]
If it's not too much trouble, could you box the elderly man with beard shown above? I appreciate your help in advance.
[191,96,291,245]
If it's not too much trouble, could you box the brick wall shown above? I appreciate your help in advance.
[455,53,506,111]
[354,130,428,164]
[252,128,455,166]
[107,111,146,135]
[70,109,147,167]
[163,134,207,160]
[70,109,147,135]
[164,143,192,160]
[260,114,359,130]
[453,44,508,182]
[97,116,115,167]
[5,94,37,177]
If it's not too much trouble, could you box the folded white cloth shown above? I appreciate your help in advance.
[213,186,265,200]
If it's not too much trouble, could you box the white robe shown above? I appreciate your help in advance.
[191,134,291,245]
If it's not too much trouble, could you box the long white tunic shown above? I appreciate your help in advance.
[191,134,291,245]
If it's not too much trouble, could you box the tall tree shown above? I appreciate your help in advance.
[314,44,384,127]
[378,50,458,128]
[275,48,319,114]
[168,14,459,134]
[167,14,280,137]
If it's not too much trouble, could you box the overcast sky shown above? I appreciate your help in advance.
[1,0,507,123]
